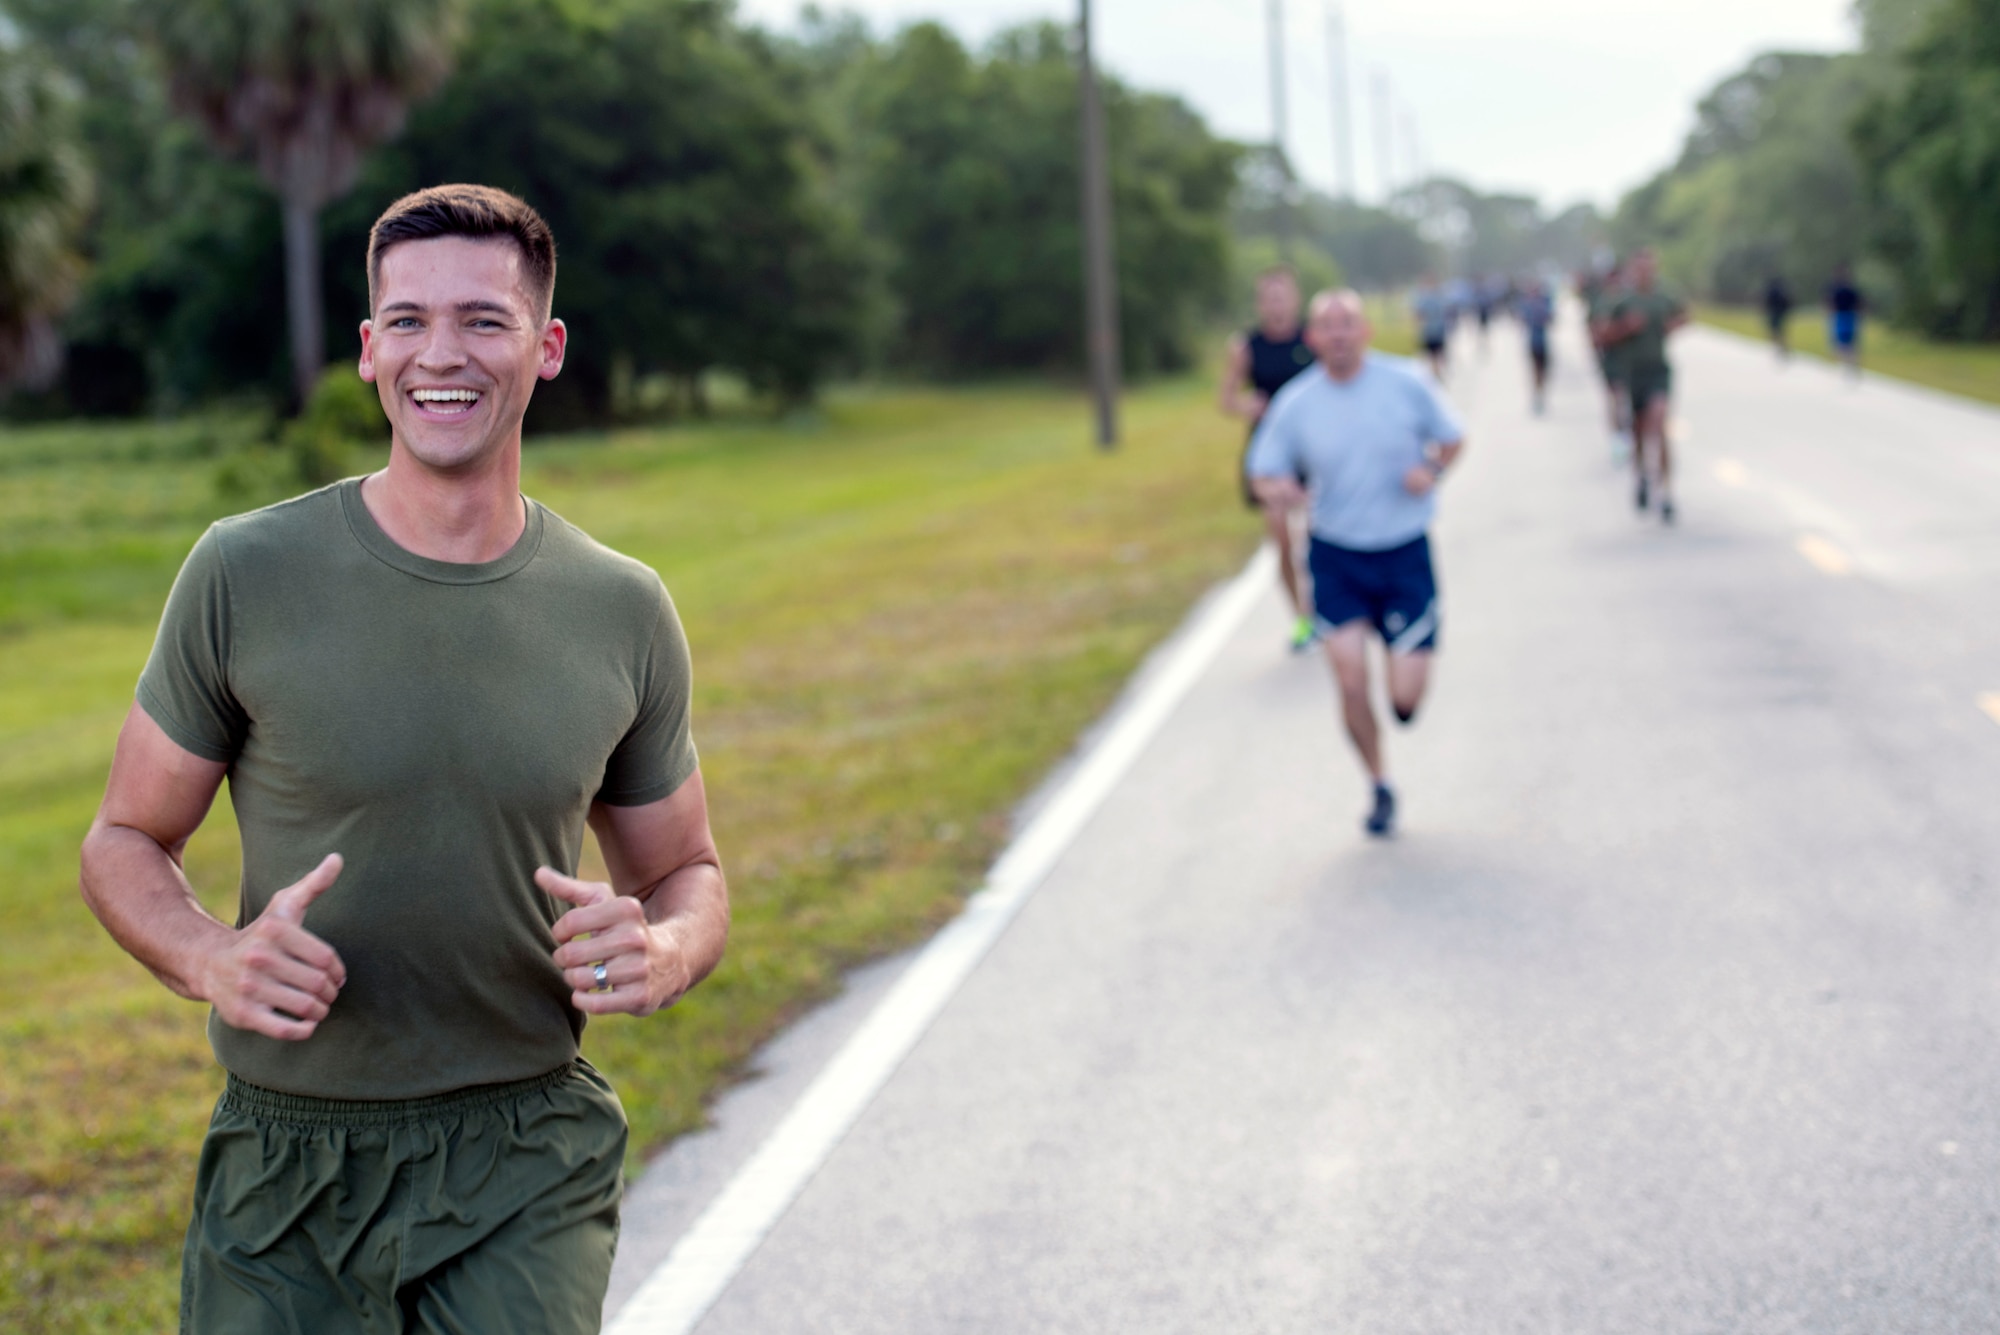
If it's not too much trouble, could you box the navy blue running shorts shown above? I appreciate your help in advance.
[1308,533,1439,654]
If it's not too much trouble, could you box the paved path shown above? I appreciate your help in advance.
[610,317,2000,1332]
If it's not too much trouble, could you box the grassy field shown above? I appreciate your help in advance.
[0,374,1280,1330]
[1698,305,2000,407]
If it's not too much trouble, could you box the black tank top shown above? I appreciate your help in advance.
[1246,328,1313,401]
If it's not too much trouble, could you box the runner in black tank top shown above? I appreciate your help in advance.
[1221,268,1319,651]
[1240,327,1314,505]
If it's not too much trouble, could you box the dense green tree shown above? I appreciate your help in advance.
[1854,0,1952,56]
[1315,199,1434,290]
[847,21,1238,376]
[1230,149,1432,292]
[0,41,93,389]
[1852,0,2000,337]
[322,0,867,421]
[1612,52,1872,303]
[1392,178,1572,278]
[140,0,463,405]
[0,0,290,415]
[1237,159,1587,290]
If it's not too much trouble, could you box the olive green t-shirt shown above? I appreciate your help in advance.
[137,479,698,1099]
[1589,284,1629,374]
[1609,288,1685,375]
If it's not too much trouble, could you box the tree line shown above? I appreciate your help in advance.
[1230,146,1600,296]
[0,0,1262,421]
[3,0,1641,423]
[1614,0,2000,339]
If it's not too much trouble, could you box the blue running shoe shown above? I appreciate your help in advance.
[1364,783,1396,838]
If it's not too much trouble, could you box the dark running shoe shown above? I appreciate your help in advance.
[1634,476,1650,512]
[1364,783,1396,838]
[1660,497,1676,525]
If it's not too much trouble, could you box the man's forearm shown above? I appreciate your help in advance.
[641,861,729,993]
[79,821,234,1001]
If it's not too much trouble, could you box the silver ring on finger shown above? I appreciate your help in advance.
[592,961,610,991]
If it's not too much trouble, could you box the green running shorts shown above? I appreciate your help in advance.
[180,1059,626,1334]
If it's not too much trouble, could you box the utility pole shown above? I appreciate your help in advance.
[1268,0,1294,263]
[1078,0,1121,449]
[1325,0,1354,201]
[1372,68,1395,206]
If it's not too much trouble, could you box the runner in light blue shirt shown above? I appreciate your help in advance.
[1247,289,1467,838]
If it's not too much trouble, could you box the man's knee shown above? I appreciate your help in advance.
[1323,642,1369,696]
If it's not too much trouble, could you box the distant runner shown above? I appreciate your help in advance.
[1763,276,1793,361]
[1516,279,1554,414]
[1412,275,1452,381]
[1586,262,1632,463]
[1221,267,1320,651]
[1247,290,1466,838]
[1603,248,1689,523]
[1827,266,1863,380]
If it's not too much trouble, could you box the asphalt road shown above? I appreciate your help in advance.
[612,315,2000,1333]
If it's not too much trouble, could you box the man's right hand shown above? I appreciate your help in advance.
[198,853,348,1041]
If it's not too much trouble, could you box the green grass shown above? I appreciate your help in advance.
[0,376,1267,1331]
[1698,305,2000,407]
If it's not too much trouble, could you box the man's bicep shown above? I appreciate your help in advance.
[98,701,230,858]
[588,769,719,897]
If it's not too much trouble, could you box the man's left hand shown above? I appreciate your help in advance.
[538,867,691,1016]
[1403,464,1439,497]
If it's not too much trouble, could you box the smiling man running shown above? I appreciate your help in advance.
[78,185,729,1332]
[1248,290,1465,838]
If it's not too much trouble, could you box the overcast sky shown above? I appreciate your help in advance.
[737,0,1858,212]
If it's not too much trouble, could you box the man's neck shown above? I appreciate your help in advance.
[1260,318,1300,341]
[1321,354,1367,385]
[360,442,526,565]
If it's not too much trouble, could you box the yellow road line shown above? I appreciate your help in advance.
[1796,534,1852,576]
[1713,459,1749,487]
[1978,693,2000,727]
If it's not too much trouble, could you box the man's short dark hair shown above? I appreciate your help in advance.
[1256,266,1298,288]
[367,184,557,317]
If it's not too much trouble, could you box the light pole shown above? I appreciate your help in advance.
[1268,0,1294,263]
[1325,0,1355,201]
[1373,67,1395,205]
[1078,0,1121,449]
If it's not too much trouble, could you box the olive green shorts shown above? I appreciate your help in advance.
[1627,365,1673,418]
[180,1060,626,1334]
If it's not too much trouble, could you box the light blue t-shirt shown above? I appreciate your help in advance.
[1245,353,1464,551]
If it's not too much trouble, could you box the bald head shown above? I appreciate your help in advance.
[1306,288,1371,379]
[1309,288,1366,322]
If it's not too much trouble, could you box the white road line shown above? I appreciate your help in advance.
[604,544,1277,1335]
[1977,693,2000,728]
[1712,459,1749,488]
[1796,534,1852,577]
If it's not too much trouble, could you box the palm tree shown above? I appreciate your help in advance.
[0,47,94,391]
[143,0,463,406]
